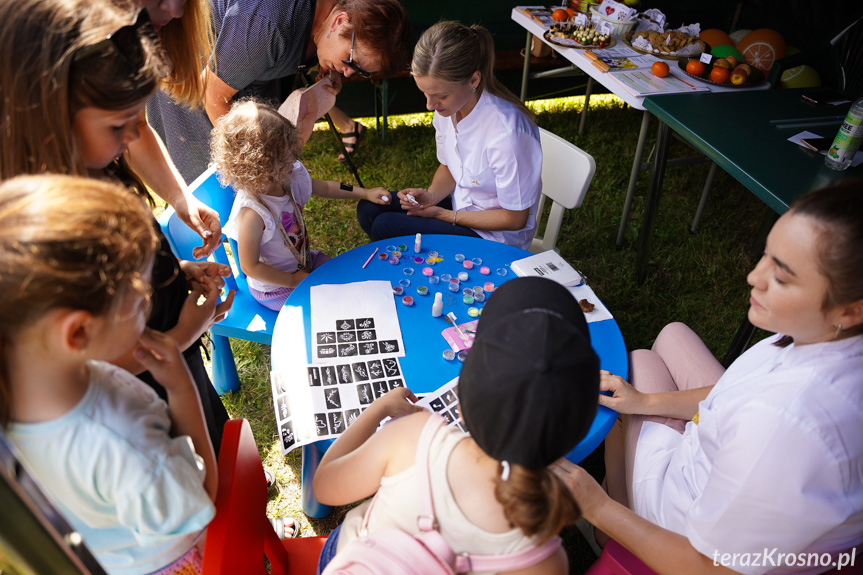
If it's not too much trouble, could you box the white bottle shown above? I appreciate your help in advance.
[432,292,443,317]
[825,95,863,171]
[414,233,422,253]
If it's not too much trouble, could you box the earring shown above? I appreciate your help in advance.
[471,87,476,93]
[326,31,331,39]
[834,323,843,339]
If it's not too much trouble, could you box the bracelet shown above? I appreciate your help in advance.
[339,182,353,192]
[452,210,458,226]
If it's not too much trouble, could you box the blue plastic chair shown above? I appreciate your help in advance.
[158,167,279,394]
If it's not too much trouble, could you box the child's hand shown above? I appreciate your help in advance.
[364,187,391,205]
[133,328,195,392]
[180,260,231,292]
[378,387,426,420]
[397,188,427,211]
[172,276,235,349]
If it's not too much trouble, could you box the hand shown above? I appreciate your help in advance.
[549,459,609,522]
[316,70,343,95]
[378,387,425,420]
[133,328,195,393]
[173,276,235,347]
[397,188,444,219]
[364,187,391,205]
[179,260,231,292]
[598,370,646,414]
[178,195,221,259]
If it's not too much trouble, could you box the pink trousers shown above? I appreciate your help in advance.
[604,323,725,509]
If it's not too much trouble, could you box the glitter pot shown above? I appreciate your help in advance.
[403,267,415,275]
[480,266,491,275]
[457,271,469,282]
[392,250,402,259]
[483,282,495,292]
[402,295,414,306]
[471,257,483,266]
[429,275,440,285]
[496,267,508,276]
[448,281,460,293]
[422,266,434,276]
[428,251,439,259]
[463,260,474,270]
[467,306,480,317]
[454,253,465,263]
[413,256,425,264]
[473,291,485,303]
[463,294,474,305]
[440,273,452,282]
[397,244,408,252]
[399,278,411,287]
[392,286,404,296]
[378,252,388,261]
[386,245,397,253]
[388,256,399,265]
[425,257,437,265]
[416,286,429,296]
[442,349,455,361]
[457,350,468,362]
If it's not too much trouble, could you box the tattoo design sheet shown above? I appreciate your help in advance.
[309,281,405,363]
[271,357,407,454]
[415,377,467,433]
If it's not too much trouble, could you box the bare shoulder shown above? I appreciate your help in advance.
[507,544,568,575]
[377,411,434,476]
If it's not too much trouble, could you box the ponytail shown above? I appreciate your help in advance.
[494,462,580,542]
[411,21,535,121]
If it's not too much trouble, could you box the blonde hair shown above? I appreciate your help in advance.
[210,99,301,200]
[145,0,215,107]
[0,0,167,179]
[411,21,535,121]
[0,175,159,427]
[495,463,581,542]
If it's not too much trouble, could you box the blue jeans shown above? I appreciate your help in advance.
[316,524,341,574]
[356,191,481,242]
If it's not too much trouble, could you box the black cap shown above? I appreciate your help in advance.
[458,277,599,469]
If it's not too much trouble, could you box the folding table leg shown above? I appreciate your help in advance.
[520,31,532,102]
[616,110,652,246]
[691,162,718,233]
[578,76,594,136]
[636,121,671,284]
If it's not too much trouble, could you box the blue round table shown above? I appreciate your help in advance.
[272,235,627,517]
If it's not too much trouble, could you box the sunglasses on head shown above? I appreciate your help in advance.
[73,9,157,66]
[341,30,372,79]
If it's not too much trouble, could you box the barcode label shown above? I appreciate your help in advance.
[547,261,559,271]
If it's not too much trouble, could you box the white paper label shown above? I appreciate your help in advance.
[699,52,713,64]
[574,13,588,26]
[597,21,614,35]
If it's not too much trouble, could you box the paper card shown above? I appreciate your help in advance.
[310,281,405,363]
[511,250,583,286]
[271,357,409,454]
[597,21,614,36]
[788,131,863,167]
[415,377,466,432]
[598,0,635,21]
[573,12,589,26]
[699,52,713,64]
[441,319,478,352]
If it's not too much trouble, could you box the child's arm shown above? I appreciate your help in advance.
[311,179,391,205]
[134,328,218,501]
[313,388,426,505]
[236,208,310,287]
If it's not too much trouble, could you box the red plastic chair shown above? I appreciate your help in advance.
[586,539,862,575]
[202,419,327,575]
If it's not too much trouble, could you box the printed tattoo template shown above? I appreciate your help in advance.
[271,357,407,454]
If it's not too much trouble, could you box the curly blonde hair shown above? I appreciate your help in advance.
[210,99,301,199]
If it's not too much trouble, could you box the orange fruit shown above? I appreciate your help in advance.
[651,61,670,78]
[565,7,576,18]
[686,60,706,76]
[552,8,569,21]
[709,66,730,84]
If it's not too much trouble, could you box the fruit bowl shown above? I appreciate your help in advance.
[677,58,766,88]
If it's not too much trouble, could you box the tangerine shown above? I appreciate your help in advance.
[686,60,706,76]
[552,8,569,21]
[651,61,670,78]
[709,66,730,84]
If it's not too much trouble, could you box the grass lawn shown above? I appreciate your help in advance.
[205,93,772,573]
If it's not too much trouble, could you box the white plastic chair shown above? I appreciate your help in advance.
[531,128,596,254]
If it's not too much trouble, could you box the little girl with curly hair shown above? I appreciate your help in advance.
[211,100,389,311]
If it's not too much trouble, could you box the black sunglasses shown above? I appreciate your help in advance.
[341,30,372,79]
[73,9,156,66]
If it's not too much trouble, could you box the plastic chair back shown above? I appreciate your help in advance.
[158,167,279,393]
[202,419,327,575]
[531,128,596,254]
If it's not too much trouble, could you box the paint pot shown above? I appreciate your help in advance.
[422,267,434,276]
[399,278,411,287]
[480,266,491,275]
[429,275,440,285]
[463,260,474,270]
[392,286,404,296]
[457,350,469,362]
[442,349,455,361]
[457,271,469,282]
[402,295,414,306]
[463,294,474,305]
[467,306,480,317]
[454,253,465,263]
[440,273,452,282]
[471,257,483,266]
[496,267,508,276]
[416,285,429,296]
[378,252,388,261]
[403,267,414,275]
[388,256,399,265]
[483,282,495,292]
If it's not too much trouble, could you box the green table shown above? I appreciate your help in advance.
[638,87,860,361]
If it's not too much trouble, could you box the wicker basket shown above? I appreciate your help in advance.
[589,6,637,37]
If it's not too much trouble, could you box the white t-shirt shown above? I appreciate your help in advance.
[223,161,313,292]
[632,334,863,574]
[8,361,214,575]
[433,91,542,250]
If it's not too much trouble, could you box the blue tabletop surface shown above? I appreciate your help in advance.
[272,235,627,464]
